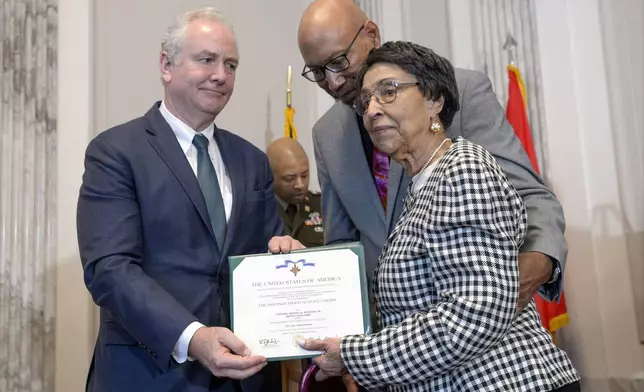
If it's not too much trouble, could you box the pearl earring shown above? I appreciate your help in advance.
[431,121,442,133]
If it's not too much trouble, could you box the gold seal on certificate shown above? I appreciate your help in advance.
[228,242,371,361]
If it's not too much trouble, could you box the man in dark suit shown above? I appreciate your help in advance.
[267,137,324,248]
[77,7,302,392]
[297,0,567,317]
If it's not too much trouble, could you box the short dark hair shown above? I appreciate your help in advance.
[356,41,460,129]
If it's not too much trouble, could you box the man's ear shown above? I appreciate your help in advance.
[160,52,173,84]
[363,20,381,48]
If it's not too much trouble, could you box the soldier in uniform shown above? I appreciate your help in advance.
[268,138,345,392]
[267,137,324,248]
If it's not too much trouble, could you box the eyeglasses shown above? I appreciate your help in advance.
[353,81,420,115]
[301,25,364,83]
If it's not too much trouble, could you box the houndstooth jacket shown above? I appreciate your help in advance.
[340,139,579,391]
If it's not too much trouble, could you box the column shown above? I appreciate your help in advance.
[0,0,58,390]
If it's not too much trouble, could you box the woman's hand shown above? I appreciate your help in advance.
[298,337,347,380]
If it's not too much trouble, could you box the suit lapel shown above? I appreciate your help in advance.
[213,129,244,258]
[386,161,402,228]
[333,104,386,227]
[386,161,410,232]
[144,104,220,254]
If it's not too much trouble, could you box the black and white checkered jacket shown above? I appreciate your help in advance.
[340,139,579,391]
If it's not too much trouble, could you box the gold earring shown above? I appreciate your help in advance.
[431,121,442,133]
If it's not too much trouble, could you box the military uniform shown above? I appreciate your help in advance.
[278,191,346,392]
[278,191,324,248]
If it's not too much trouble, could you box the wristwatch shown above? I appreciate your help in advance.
[547,261,561,285]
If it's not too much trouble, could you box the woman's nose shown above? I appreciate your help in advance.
[365,95,382,117]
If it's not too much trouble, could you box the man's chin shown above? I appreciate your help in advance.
[339,95,356,106]
[326,89,357,106]
[291,195,306,205]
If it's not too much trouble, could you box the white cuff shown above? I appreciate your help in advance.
[172,321,205,363]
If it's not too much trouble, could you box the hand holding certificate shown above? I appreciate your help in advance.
[229,243,370,361]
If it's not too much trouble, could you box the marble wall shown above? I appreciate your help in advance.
[0,0,58,390]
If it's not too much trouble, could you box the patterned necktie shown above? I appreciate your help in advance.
[372,147,389,209]
[193,134,227,249]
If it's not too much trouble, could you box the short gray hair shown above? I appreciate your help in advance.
[161,7,235,64]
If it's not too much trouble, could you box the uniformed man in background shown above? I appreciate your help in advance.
[268,138,343,392]
[267,137,324,248]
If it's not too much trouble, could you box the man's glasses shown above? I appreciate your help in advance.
[353,81,420,115]
[301,25,364,83]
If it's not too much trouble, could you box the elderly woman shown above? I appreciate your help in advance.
[299,41,580,392]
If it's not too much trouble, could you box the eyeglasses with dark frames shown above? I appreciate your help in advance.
[353,81,420,115]
[301,25,365,83]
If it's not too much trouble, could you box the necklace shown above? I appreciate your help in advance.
[405,137,451,209]
[416,138,450,176]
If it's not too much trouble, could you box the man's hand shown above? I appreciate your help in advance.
[268,235,305,253]
[188,327,267,379]
[298,337,346,380]
[518,252,554,312]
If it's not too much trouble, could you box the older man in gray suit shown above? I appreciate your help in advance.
[297,0,566,313]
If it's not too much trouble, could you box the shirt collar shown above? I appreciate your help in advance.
[159,101,215,153]
[277,197,289,211]
[277,196,303,212]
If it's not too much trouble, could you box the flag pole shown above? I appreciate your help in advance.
[286,65,292,108]
[502,33,517,66]
[503,34,525,104]
[284,66,297,139]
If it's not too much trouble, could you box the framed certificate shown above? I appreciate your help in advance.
[228,242,371,361]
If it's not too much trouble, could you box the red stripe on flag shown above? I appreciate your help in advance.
[506,65,569,339]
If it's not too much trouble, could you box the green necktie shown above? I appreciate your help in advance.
[193,134,227,249]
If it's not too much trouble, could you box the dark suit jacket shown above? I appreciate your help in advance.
[77,102,283,392]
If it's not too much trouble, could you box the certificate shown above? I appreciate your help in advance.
[229,242,371,361]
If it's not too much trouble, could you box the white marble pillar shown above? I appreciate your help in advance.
[0,0,58,391]
[466,0,548,176]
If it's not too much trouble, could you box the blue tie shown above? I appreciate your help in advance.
[192,134,227,249]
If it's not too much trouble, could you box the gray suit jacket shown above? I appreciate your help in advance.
[312,68,566,301]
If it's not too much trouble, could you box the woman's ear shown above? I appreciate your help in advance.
[426,96,445,118]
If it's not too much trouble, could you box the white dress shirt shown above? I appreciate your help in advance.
[159,101,233,363]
